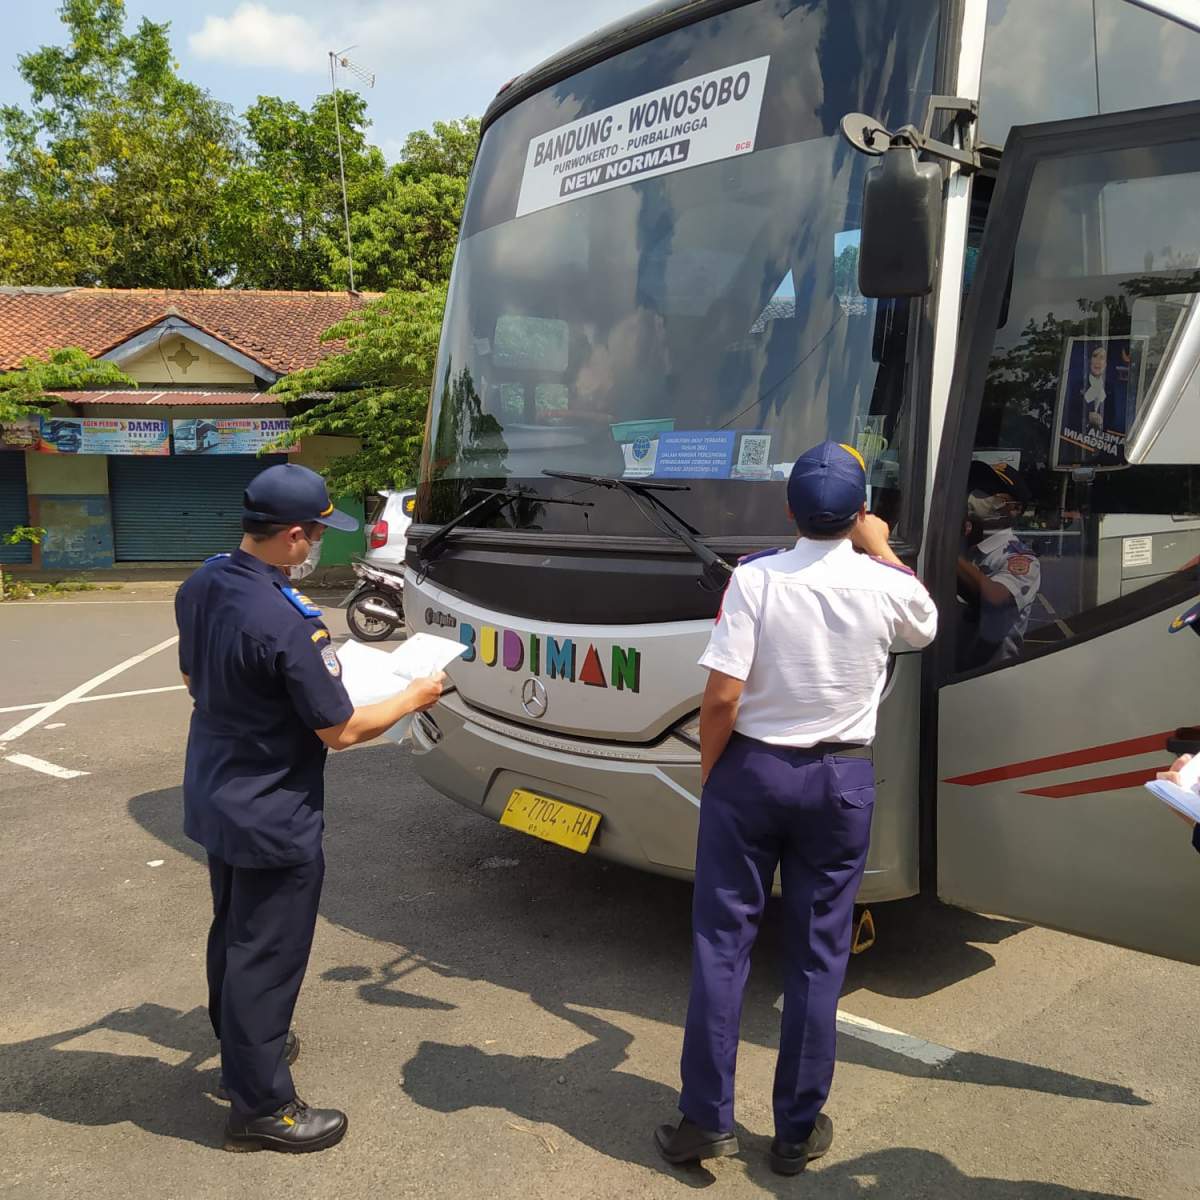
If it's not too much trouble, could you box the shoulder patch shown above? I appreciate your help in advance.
[869,556,916,577]
[737,547,786,565]
[281,586,322,618]
[311,628,330,643]
[320,644,341,677]
[1007,555,1032,577]
[204,552,231,564]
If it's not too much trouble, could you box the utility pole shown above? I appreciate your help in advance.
[328,46,375,294]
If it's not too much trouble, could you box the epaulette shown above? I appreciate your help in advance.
[869,556,916,577]
[281,586,322,618]
[203,552,231,563]
[737,547,786,565]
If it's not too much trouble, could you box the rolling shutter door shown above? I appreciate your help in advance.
[0,454,32,564]
[110,455,285,561]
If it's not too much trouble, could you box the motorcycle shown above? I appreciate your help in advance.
[344,559,405,642]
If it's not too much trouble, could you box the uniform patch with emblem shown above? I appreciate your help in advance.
[321,645,341,677]
[282,586,322,617]
[1007,555,1032,577]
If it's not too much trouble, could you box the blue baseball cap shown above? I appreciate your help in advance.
[242,463,358,532]
[787,441,867,535]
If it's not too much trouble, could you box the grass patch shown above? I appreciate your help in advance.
[0,578,123,600]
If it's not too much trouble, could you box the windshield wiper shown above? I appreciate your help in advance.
[416,485,593,575]
[542,470,732,591]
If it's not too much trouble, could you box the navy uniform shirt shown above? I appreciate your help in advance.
[175,549,354,868]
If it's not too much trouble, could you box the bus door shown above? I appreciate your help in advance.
[929,100,1200,962]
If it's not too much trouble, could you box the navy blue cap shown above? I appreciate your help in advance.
[787,441,867,535]
[967,458,1031,504]
[242,463,358,532]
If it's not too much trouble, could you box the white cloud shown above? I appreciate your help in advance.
[189,3,326,73]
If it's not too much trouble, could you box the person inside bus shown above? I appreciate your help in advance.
[655,441,937,1175]
[955,460,1040,671]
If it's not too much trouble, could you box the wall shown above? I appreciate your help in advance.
[296,435,365,566]
[25,454,113,569]
[120,336,258,387]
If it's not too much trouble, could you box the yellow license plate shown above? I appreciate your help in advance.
[499,788,600,854]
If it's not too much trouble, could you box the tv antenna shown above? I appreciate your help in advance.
[329,45,376,293]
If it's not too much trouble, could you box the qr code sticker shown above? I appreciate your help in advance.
[734,434,772,478]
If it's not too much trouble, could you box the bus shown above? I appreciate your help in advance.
[404,0,1200,963]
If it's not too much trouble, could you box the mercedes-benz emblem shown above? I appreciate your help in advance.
[521,677,549,718]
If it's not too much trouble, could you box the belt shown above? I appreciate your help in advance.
[810,741,872,759]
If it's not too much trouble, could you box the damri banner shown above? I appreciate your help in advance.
[173,417,298,455]
[515,56,770,218]
[0,416,170,455]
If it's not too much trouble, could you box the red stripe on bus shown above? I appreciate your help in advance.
[1019,767,1160,799]
[943,731,1173,786]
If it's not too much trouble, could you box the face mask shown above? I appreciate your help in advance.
[966,492,1013,531]
[290,535,323,580]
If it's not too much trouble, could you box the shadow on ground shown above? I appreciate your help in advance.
[0,1003,224,1148]
[117,744,1145,1175]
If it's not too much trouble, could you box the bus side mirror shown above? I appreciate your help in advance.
[858,146,942,298]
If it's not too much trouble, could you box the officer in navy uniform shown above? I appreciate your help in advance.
[655,442,938,1174]
[175,463,443,1153]
[955,460,1040,670]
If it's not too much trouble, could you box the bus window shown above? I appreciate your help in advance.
[955,137,1200,675]
[979,0,1200,149]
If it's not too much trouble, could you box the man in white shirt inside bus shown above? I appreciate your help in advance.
[655,441,938,1175]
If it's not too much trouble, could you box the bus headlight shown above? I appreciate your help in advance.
[675,711,701,749]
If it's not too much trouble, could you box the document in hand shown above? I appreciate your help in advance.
[336,633,467,743]
[1144,752,1200,824]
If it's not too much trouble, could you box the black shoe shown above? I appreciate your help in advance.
[213,1029,300,1103]
[655,1117,738,1165]
[224,1098,347,1154]
[769,1112,834,1175]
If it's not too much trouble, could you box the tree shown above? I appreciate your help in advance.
[329,118,479,293]
[0,0,237,287]
[216,93,389,291]
[270,286,448,493]
[0,347,135,422]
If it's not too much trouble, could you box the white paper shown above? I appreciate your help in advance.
[336,634,467,745]
[1122,536,1153,568]
[1145,752,1200,822]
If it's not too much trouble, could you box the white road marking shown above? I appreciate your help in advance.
[44,723,65,730]
[0,684,187,715]
[773,996,958,1067]
[4,754,89,780]
[0,634,179,743]
[836,1010,957,1066]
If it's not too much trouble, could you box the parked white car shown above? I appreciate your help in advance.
[364,489,416,567]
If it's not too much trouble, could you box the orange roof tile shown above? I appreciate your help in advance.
[0,287,378,374]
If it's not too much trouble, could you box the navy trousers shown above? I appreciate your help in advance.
[679,733,874,1141]
[206,851,325,1118]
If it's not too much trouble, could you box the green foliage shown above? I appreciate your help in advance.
[217,92,389,290]
[394,118,480,181]
[2,525,44,546]
[270,286,448,493]
[0,0,238,287]
[0,347,135,420]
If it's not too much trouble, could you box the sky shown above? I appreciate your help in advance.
[0,0,650,160]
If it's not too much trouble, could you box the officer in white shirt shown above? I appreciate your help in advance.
[655,441,937,1176]
[956,460,1040,670]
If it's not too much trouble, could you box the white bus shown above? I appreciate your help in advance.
[404,0,1200,962]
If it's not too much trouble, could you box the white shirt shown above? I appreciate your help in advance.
[698,539,938,747]
[971,527,1041,648]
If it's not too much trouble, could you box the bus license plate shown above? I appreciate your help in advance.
[500,788,600,854]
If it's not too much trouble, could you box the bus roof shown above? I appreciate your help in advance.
[481,0,755,131]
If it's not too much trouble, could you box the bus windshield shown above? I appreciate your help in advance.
[422,0,940,538]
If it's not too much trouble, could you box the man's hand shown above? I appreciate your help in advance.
[1155,754,1196,827]
[850,512,892,558]
[404,672,445,713]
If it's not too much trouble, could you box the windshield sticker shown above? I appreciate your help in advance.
[654,430,737,479]
[731,432,772,481]
[516,56,770,218]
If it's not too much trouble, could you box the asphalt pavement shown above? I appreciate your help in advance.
[1,586,1198,1199]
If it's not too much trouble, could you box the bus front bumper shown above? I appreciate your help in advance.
[408,684,920,903]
